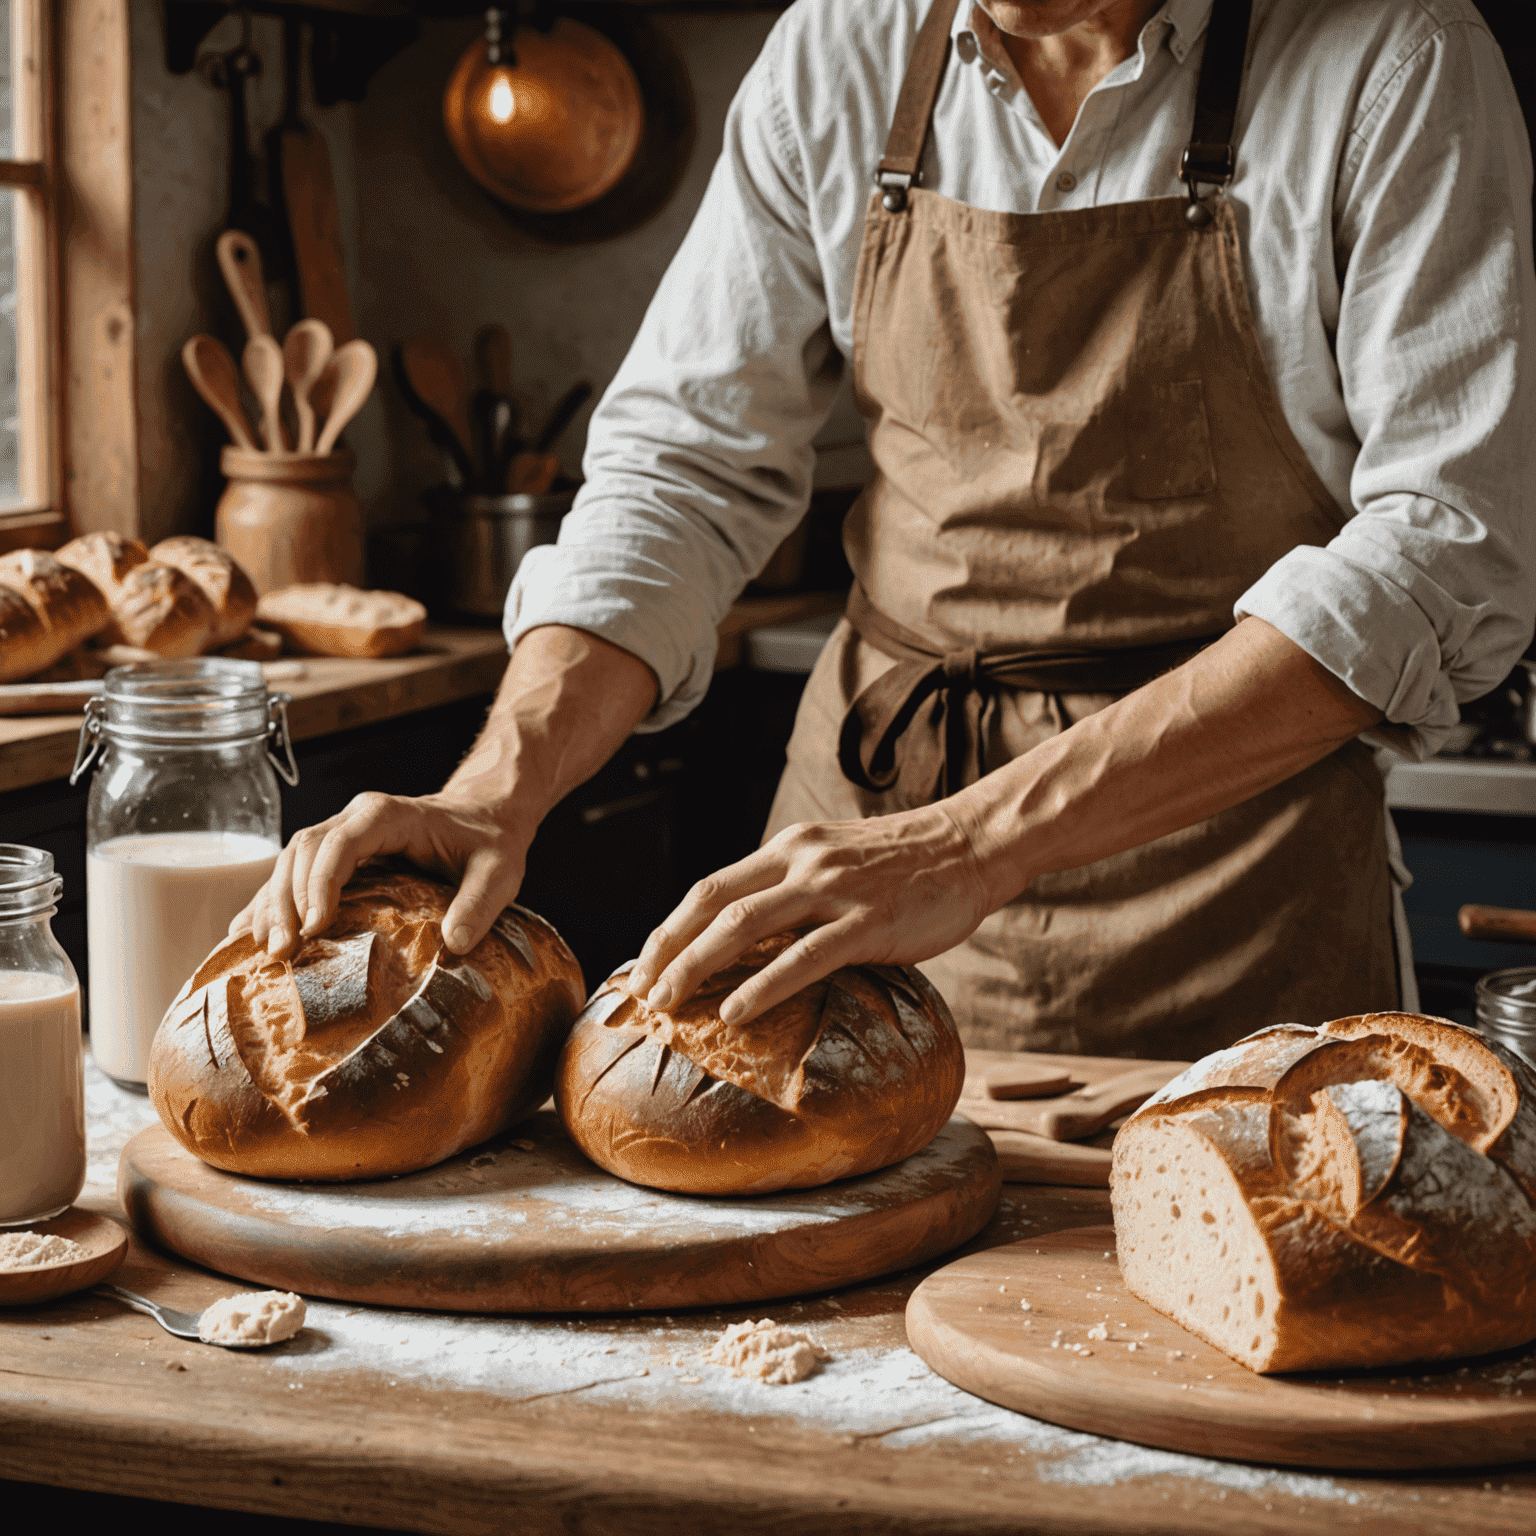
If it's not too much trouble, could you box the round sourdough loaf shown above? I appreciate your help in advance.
[555,935,965,1195]
[148,871,584,1180]
[1110,1011,1536,1374]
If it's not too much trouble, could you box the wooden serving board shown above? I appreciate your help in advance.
[906,1227,1536,1471]
[119,1112,1000,1314]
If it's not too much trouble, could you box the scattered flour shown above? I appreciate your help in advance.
[0,1231,88,1270]
[703,1319,831,1385]
[198,1290,307,1346]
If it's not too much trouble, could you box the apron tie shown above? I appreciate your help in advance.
[837,583,1219,808]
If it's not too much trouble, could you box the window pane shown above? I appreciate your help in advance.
[0,187,18,503]
[0,0,11,159]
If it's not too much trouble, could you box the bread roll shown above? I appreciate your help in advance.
[555,935,965,1195]
[56,532,215,657]
[255,584,427,658]
[0,584,48,684]
[1111,1012,1536,1373]
[148,871,585,1181]
[150,536,258,648]
[0,549,113,681]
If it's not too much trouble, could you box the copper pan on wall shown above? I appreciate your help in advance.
[441,3,696,244]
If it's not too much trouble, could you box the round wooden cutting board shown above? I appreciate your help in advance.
[905,1227,1536,1471]
[119,1112,1000,1313]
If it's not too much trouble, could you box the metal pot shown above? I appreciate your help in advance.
[428,487,575,620]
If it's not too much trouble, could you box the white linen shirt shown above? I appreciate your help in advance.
[506,0,1536,756]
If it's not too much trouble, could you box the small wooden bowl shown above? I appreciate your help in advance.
[0,1209,129,1306]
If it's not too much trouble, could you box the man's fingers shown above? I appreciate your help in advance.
[302,794,404,938]
[717,919,862,1025]
[441,845,525,954]
[627,854,784,1001]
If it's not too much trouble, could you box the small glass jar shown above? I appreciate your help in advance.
[0,845,85,1227]
[71,659,299,1090]
[1475,966,1536,1069]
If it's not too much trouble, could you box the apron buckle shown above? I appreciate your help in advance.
[1180,143,1233,227]
[875,169,916,213]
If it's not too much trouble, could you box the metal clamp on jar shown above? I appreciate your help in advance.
[70,660,299,1091]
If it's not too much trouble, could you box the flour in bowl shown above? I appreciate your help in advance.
[199,1290,307,1345]
[704,1319,831,1384]
[0,1231,88,1270]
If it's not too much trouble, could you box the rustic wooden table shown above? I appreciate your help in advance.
[3,1052,1531,1535]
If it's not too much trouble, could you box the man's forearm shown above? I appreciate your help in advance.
[950,617,1386,909]
[441,624,659,834]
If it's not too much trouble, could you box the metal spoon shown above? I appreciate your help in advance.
[92,1282,286,1350]
[181,335,259,451]
[283,318,334,453]
[244,333,290,452]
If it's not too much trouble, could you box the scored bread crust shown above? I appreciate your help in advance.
[56,531,216,656]
[555,934,965,1195]
[148,871,585,1181]
[1112,1012,1536,1373]
[150,536,258,648]
[0,549,113,681]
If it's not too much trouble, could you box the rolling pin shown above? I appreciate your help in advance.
[1459,904,1536,944]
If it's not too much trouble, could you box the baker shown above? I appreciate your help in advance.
[237,0,1535,1060]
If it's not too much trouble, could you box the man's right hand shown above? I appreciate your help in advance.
[229,624,660,963]
[230,789,536,960]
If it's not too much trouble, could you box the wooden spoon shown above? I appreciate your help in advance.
[243,334,289,453]
[283,319,335,453]
[397,336,475,466]
[181,335,258,450]
[215,230,272,342]
[314,339,378,455]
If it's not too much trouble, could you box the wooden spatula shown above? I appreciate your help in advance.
[243,334,289,453]
[182,335,258,450]
[215,230,272,342]
[283,319,334,453]
[281,124,355,344]
[961,1063,1184,1143]
[397,337,475,466]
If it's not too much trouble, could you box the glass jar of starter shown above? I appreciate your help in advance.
[1475,966,1536,1069]
[0,845,86,1226]
[71,659,299,1091]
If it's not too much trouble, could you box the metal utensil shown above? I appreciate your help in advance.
[428,487,576,618]
[92,1283,286,1350]
[472,387,516,492]
[283,318,335,453]
[392,344,476,488]
[534,380,594,454]
[244,333,290,452]
[505,381,594,495]
[314,339,378,455]
[182,335,259,450]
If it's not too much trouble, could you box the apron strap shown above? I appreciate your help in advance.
[838,584,1219,805]
[874,0,963,212]
[1181,0,1255,222]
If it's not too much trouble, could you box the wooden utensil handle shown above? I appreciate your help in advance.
[1459,904,1536,943]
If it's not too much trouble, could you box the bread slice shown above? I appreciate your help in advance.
[255,584,426,659]
[1112,1012,1536,1373]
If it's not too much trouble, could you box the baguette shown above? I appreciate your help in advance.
[255,584,427,659]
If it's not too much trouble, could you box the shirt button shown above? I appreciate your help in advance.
[1056,171,1077,192]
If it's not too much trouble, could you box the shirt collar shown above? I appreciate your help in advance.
[955,0,1214,81]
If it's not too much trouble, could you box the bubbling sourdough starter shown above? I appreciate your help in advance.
[0,972,85,1225]
[87,831,279,1085]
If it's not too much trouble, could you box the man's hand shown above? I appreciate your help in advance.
[627,618,1384,1024]
[231,625,658,960]
[624,803,992,1025]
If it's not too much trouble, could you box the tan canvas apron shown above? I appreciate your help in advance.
[765,0,1400,1060]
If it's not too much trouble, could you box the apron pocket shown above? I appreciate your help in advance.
[1131,379,1216,500]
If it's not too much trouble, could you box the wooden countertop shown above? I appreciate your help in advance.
[3,1051,1528,1535]
[0,595,848,796]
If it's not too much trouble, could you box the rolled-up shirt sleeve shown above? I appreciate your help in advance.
[504,26,843,730]
[1236,18,1536,759]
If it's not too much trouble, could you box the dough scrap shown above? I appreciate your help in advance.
[198,1290,307,1346]
[703,1318,831,1385]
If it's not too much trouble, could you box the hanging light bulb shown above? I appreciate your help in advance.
[487,72,515,125]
